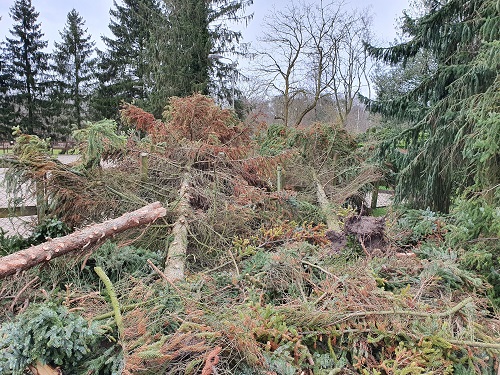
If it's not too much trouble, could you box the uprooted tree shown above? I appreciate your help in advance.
[3,94,380,284]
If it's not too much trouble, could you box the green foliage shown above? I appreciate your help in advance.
[416,244,483,291]
[93,0,164,120]
[88,241,163,284]
[444,193,500,306]
[0,228,30,256]
[447,194,500,245]
[11,128,51,160]
[367,0,499,213]
[30,217,71,243]
[0,304,102,374]
[3,0,51,136]
[51,9,96,134]
[0,218,70,256]
[392,208,445,245]
[73,119,127,170]
[255,123,291,156]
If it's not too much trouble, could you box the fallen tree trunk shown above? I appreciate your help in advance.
[0,202,166,279]
[164,171,191,283]
[313,170,341,232]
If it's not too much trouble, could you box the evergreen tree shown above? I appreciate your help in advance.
[3,0,50,136]
[0,40,13,139]
[52,9,96,133]
[92,0,164,120]
[366,0,499,213]
[147,0,211,115]
[147,0,253,116]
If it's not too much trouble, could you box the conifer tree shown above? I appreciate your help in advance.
[147,0,252,115]
[93,0,164,120]
[3,0,50,136]
[0,40,13,139]
[366,0,499,213]
[147,0,211,115]
[52,9,96,133]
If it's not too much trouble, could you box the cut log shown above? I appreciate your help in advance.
[313,170,341,232]
[164,171,191,283]
[0,202,166,279]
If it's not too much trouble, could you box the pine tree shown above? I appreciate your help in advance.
[3,0,50,136]
[366,0,499,213]
[92,0,164,120]
[52,9,96,133]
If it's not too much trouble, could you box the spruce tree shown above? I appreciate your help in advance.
[0,40,13,139]
[366,0,499,213]
[3,0,50,136]
[147,0,253,116]
[92,0,164,120]
[52,9,96,133]
[147,0,211,115]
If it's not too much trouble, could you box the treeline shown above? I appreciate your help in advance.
[0,0,252,140]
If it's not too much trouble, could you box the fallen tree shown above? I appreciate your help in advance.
[0,202,166,279]
[164,171,192,282]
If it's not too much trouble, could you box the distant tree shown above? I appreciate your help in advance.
[0,39,13,139]
[52,9,96,134]
[366,0,499,213]
[92,0,164,120]
[3,0,50,136]
[254,0,372,127]
[147,0,253,116]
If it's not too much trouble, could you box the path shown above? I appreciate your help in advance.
[0,155,80,237]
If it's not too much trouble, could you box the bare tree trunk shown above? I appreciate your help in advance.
[313,170,341,232]
[164,171,191,282]
[0,202,166,279]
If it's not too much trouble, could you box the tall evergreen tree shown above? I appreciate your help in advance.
[52,9,96,133]
[366,0,499,213]
[92,0,164,120]
[147,0,211,114]
[3,0,50,136]
[147,0,253,115]
[0,40,13,139]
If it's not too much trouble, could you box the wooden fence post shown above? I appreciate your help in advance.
[371,181,380,210]
[140,152,149,181]
[36,177,46,223]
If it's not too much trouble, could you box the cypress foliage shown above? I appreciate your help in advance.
[3,0,51,137]
[52,9,96,135]
[366,0,499,213]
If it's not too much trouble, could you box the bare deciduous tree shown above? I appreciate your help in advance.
[252,0,372,127]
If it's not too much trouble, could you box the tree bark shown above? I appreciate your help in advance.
[313,170,341,232]
[164,171,191,282]
[0,202,166,279]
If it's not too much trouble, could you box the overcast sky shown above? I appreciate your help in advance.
[1,0,410,52]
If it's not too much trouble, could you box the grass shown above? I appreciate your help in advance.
[371,207,388,217]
